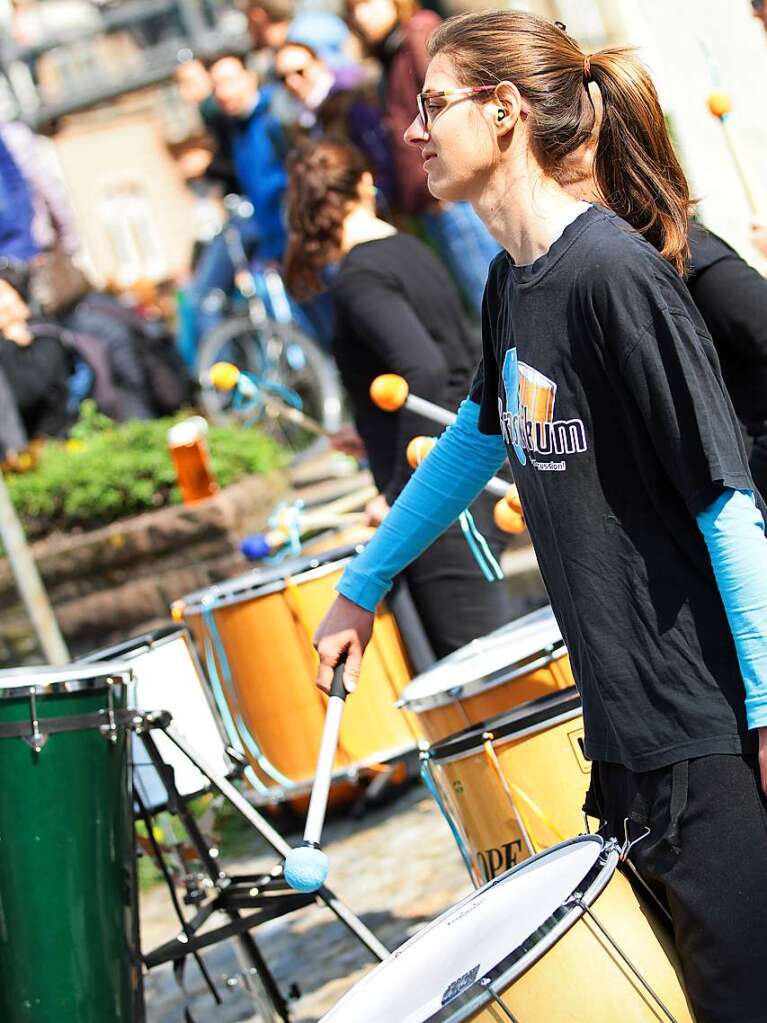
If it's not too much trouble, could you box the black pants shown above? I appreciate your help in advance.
[0,335,71,439]
[403,492,514,658]
[588,755,767,1023]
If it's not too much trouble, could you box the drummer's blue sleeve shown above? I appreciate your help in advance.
[337,398,508,612]
[697,488,767,729]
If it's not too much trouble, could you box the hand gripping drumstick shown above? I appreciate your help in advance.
[209,361,329,437]
[406,435,527,535]
[707,91,761,216]
[284,658,349,892]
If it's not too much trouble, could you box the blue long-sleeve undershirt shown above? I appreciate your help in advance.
[339,399,767,732]
[696,488,767,730]
[336,398,507,611]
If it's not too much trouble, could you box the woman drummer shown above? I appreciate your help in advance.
[283,139,514,658]
[312,12,767,1022]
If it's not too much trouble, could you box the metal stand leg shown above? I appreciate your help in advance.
[137,731,292,1022]
[162,722,390,961]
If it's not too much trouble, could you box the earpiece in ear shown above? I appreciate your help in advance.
[497,109,506,122]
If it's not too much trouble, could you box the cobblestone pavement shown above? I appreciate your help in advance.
[141,781,473,1023]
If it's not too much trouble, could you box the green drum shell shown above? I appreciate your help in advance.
[0,682,136,1022]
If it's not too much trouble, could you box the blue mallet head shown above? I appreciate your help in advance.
[240,534,272,561]
[284,843,329,893]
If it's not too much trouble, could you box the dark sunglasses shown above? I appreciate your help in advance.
[277,66,308,84]
[753,0,765,12]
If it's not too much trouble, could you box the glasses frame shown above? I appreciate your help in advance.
[416,84,498,131]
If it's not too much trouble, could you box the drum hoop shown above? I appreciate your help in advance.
[428,699,582,765]
[0,662,133,697]
[323,836,618,1023]
[176,542,365,612]
[81,623,189,663]
[399,640,568,712]
[181,555,355,614]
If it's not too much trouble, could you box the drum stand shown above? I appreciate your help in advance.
[135,714,389,1022]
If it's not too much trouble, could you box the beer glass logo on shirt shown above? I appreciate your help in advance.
[499,348,587,470]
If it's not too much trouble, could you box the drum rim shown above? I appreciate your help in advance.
[321,835,618,1023]
[178,547,362,615]
[398,606,565,711]
[82,623,190,663]
[428,687,582,763]
[399,640,567,712]
[0,661,133,696]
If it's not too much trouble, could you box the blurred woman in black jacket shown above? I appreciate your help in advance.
[284,139,514,657]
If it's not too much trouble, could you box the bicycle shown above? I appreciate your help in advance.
[196,196,343,447]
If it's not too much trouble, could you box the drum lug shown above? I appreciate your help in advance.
[22,689,47,753]
[99,682,119,744]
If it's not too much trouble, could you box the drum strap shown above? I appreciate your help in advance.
[0,708,136,741]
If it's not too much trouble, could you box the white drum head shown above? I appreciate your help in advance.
[399,606,565,711]
[320,836,616,1023]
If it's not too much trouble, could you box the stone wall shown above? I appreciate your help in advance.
[0,471,288,666]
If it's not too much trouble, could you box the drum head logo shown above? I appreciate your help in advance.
[499,348,588,471]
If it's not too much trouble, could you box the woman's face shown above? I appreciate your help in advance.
[404,54,500,204]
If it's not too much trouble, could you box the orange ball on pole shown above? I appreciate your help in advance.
[369,374,410,412]
[494,499,526,535]
[406,436,436,468]
[707,90,732,119]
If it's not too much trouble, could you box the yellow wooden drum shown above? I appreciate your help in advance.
[319,835,694,1023]
[174,544,419,802]
[398,606,575,746]
[425,688,591,885]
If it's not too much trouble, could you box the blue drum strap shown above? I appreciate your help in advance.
[201,631,271,797]
[458,509,504,582]
[201,605,296,790]
[420,754,478,885]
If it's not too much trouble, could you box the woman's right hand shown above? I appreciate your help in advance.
[314,594,375,695]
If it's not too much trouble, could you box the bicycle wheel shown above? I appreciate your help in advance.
[198,317,343,445]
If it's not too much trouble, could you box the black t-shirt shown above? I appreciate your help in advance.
[331,233,480,502]
[687,222,767,442]
[471,205,763,771]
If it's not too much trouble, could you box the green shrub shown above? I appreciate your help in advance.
[6,402,289,539]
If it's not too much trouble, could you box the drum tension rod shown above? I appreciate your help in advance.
[24,687,46,753]
[478,977,521,1022]
[572,897,680,1023]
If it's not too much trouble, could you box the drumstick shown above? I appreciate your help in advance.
[241,512,367,560]
[369,374,456,428]
[208,362,329,437]
[406,435,509,498]
[707,91,761,216]
[284,658,349,892]
[241,484,379,559]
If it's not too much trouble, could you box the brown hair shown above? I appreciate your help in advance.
[284,140,370,299]
[428,12,692,273]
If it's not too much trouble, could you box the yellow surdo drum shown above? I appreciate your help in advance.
[319,836,693,1023]
[398,606,575,746]
[425,688,591,885]
[175,544,419,801]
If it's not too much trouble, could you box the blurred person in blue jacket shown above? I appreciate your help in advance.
[177,53,289,369]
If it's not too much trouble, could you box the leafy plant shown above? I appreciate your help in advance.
[5,402,289,539]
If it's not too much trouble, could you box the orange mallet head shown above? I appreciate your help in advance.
[209,361,241,391]
[370,374,410,412]
[406,436,436,468]
[494,485,526,534]
[707,90,732,119]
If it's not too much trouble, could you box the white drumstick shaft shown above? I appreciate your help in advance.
[303,695,345,845]
[404,394,456,427]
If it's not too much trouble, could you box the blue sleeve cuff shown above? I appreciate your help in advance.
[337,397,508,611]
[697,488,767,730]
